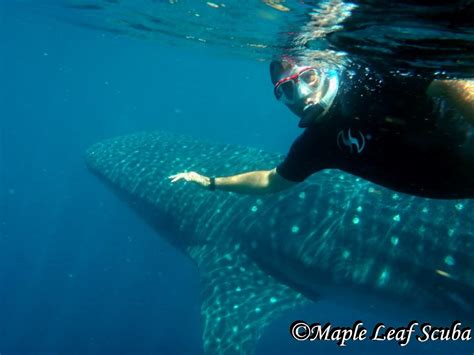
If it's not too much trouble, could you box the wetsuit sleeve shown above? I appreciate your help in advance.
[276,131,323,182]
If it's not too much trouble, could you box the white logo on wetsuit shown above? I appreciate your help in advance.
[337,128,366,154]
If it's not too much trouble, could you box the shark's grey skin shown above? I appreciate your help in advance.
[86,131,474,354]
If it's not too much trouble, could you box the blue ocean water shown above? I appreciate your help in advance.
[0,1,472,354]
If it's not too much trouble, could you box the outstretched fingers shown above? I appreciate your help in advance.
[168,173,186,183]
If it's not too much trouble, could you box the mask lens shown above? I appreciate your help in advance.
[278,80,295,102]
[300,69,319,87]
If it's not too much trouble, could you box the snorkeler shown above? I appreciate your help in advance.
[169,59,474,199]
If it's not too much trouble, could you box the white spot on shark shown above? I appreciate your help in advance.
[378,269,390,286]
[444,255,455,266]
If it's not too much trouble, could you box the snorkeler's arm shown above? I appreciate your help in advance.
[168,168,297,195]
[427,79,474,123]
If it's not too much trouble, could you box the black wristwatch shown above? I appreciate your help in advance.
[209,177,216,191]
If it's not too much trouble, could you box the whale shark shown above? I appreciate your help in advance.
[85,131,474,354]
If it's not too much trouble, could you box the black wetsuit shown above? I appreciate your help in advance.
[277,68,474,199]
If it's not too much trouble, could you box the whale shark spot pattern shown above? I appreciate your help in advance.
[86,131,474,354]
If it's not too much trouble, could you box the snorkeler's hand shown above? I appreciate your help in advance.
[168,171,210,188]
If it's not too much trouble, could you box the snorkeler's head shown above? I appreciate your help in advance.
[270,59,339,128]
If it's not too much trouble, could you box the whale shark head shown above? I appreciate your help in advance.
[86,131,474,354]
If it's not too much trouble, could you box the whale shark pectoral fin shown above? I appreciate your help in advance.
[187,244,309,355]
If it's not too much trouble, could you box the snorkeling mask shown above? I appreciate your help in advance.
[273,64,339,127]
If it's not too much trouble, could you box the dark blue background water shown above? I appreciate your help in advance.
[1,2,471,354]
